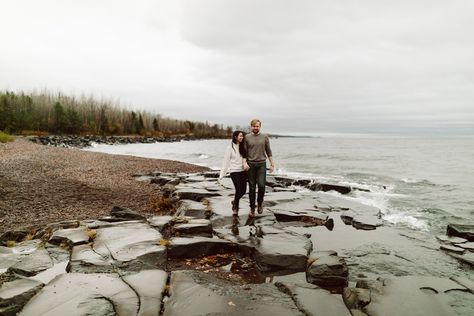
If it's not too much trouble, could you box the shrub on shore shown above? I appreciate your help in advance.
[0,131,14,143]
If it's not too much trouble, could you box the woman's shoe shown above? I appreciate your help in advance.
[232,201,238,216]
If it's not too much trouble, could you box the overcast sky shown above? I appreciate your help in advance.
[1,0,473,135]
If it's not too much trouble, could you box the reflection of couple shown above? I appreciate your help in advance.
[219,119,275,217]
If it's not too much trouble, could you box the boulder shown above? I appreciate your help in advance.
[0,230,29,245]
[352,216,383,230]
[341,210,356,225]
[342,287,371,309]
[110,206,146,221]
[306,253,348,292]
[308,182,352,194]
[447,224,474,241]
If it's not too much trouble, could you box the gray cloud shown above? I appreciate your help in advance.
[1,0,473,135]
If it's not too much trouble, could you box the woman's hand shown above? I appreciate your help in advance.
[243,162,250,171]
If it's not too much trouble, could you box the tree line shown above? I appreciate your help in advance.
[0,91,232,137]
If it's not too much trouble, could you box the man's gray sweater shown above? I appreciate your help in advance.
[244,133,272,163]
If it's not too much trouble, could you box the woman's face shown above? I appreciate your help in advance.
[236,132,244,143]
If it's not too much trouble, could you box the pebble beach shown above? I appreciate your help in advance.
[0,137,208,234]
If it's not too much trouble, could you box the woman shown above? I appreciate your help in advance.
[219,130,247,216]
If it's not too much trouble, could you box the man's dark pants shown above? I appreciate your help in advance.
[247,161,266,208]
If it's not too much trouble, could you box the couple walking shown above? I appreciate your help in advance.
[219,119,275,217]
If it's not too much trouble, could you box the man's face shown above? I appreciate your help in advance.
[251,122,261,134]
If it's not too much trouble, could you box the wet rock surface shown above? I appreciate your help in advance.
[164,270,303,316]
[1,171,473,315]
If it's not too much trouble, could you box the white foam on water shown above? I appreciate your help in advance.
[400,177,419,183]
[383,212,429,231]
[198,154,209,159]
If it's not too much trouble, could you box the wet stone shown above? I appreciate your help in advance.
[176,200,210,218]
[172,219,213,237]
[110,206,147,221]
[0,278,44,316]
[0,231,29,245]
[440,244,466,254]
[436,235,468,244]
[342,287,371,309]
[307,250,338,265]
[364,276,470,316]
[253,230,312,272]
[341,210,356,225]
[308,182,352,194]
[163,270,303,316]
[48,227,90,247]
[69,221,166,273]
[273,176,296,187]
[122,269,168,316]
[174,188,221,201]
[20,271,167,316]
[306,254,349,292]
[69,244,114,273]
[273,187,297,192]
[276,282,352,316]
[352,216,383,230]
[447,224,474,242]
[167,237,239,259]
[447,252,474,267]
[455,242,474,251]
[150,175,180,186]
[148,215,174,231]
[271,209,331,227]
[8,248,53,277]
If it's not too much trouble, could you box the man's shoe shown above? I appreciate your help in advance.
[257,204,263,214]
[249,207,256,217]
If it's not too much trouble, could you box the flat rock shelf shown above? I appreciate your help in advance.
[1,170,473,315]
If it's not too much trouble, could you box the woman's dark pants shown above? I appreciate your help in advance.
[230,171,247,208]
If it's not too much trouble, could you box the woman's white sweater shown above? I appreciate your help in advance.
[219,143,244,179]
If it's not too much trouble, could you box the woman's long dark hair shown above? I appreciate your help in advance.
[232,130,247,158]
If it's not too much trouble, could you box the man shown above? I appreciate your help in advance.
[243,119,275,217]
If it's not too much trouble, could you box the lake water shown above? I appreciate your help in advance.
[85,136,474,235]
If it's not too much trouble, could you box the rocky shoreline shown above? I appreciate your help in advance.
[28,134,225,148]
[1,163,473,315]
